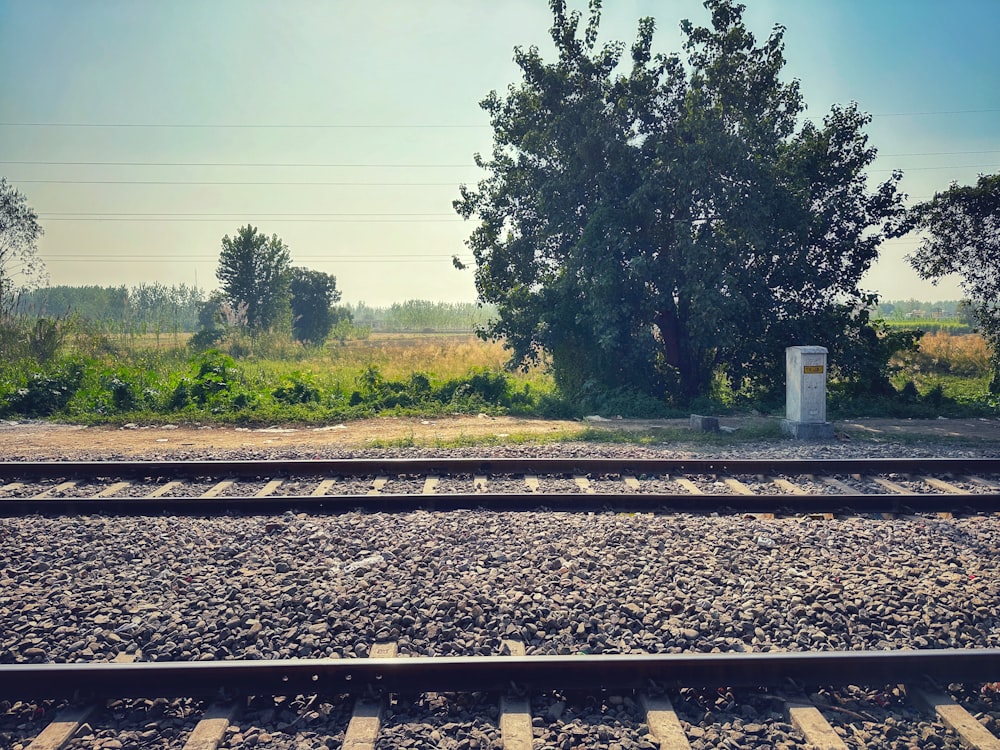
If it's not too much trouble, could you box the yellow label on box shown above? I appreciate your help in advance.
[803,365,824,374]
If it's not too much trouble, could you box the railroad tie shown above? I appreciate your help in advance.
[367,475,389,495]
[964,475,1000,491]
[145,480,183,498]
[784,694,848,750]
[771,477,808,495]
[181,703,241,750]
[342,641,398,749]
[675,478,702,495]
[640,694,692,749]
[772,477,834,519]
[92,481,131,498]
[23,705,97,750]
[913,687,1000,750]
[725,476,774,520]
[200,481,234,498]
[25,651,139,750]
[868,476,913,496]
[500,640,533,750]
[312,478,337,496]
[253,480,283,497]
[32,481,76,499]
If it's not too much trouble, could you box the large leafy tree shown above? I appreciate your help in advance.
[289,267,342,344]
[455,0,904,402]
[0,178,46,318]
[903,173,1000,393]
[216,225,292,333]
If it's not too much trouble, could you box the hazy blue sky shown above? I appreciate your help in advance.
[2,0,998,305]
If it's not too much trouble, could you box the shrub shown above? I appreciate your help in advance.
[169,350,255,412]
[1,359,85,417]
[272,372,321,405]
[901,331,991,377]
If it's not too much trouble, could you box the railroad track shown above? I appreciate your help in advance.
[4,645,1000,749]
[1,457,1000,515]
[5,456,1000,747]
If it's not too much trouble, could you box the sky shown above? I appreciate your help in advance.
[1,0,998,306]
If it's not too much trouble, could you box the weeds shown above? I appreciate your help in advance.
[0,323,996,425]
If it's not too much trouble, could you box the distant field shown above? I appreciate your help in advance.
[882,319,973,334]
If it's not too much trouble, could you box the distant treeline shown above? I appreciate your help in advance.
[345,300,496,332]
[20,284,206,333]
[876,299,977,334]
[18,285,495,335]
[877,299,965,321]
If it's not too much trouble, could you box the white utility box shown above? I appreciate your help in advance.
[782,345,835,439]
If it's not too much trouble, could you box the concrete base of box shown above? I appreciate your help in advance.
[689,414,720,432]
[781,420,835,440]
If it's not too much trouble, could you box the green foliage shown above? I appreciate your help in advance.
[289,267,342,344]
[0,315,68,364]
[345,301,496,333]
[20,283,204,334]
[169,350,256,412]
[882,319,972,335]
[272,371,321,405]
[0,359,85,417]
[0,177,46,318]
[188,327,224,351]
[456,0,903,405]
[901,173,1000,393]
[216,225,292,333]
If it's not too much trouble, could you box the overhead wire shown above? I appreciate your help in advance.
[0,107,997,127]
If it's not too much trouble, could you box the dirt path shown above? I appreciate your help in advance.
[2,414,999,459]
[0,415,586,458]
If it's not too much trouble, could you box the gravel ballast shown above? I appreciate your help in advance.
[3,439,1000,749]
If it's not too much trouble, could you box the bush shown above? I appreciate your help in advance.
[169,350,255,412]
[0,359,85,417]
[272,372,321,405]
[898,331,991,377]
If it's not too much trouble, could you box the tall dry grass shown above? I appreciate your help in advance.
[905,330,991,376]
[328,334,511,380]
[240,333,552,396]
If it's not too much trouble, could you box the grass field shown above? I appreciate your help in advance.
[2,325,996,424]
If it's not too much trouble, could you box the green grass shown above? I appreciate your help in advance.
[2,323,997,427]
[882,319,973,334]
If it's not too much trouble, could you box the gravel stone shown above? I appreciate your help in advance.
[3,439,1000,747]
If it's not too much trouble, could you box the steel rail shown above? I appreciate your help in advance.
[2,457,1000,481]
[2,491,1000,517]
[4,649,1000,700]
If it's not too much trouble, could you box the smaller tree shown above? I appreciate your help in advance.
[0,178,46,318]
[289,267,342,344]
[903,173,1000,392]
[216,225,291,333]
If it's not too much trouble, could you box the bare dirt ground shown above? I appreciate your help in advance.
[1,414,999,459]
[0,416,584,458]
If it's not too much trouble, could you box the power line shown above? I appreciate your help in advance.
[6,159,998,173]
[1,108,997,127]
[15,179,460,186]
[37,217,462,223]
[871,108,1000,117]
[1,160,477,168]
[871,164,1000,173]
[38,212,456,216]
[40,255,472,263]
[0,122,485,129]
[880,149,1000,157]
